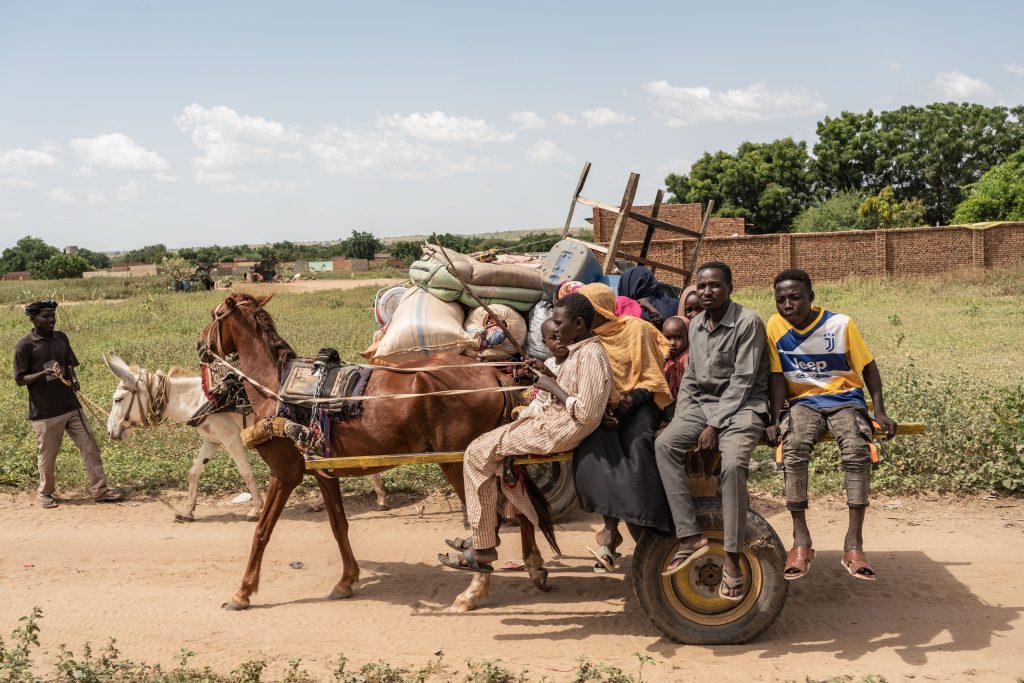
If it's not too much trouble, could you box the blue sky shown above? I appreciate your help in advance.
[2,1,1023,252]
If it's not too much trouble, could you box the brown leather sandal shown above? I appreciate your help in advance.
[784,546,815,581]
[841,549,877,581]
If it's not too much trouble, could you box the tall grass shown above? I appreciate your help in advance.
[1,267,1022,497]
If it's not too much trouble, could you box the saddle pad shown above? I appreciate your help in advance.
[280,359,362,403]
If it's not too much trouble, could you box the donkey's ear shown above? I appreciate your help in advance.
[256,293,274,307]
[104,352,139,387]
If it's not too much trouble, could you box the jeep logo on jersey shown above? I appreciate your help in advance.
[795,359,829,372]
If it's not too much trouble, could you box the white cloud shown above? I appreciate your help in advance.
[0,177,37,189]
[114,180,146,203]
[0,148,60,173]
[554,112,578,126]
[645,80,827,126]
[310,126,504,179]
[379,111,515,143]
[176,103,304,191]
[933,71,992,98]
[527,140,574,165]
[580,107,635,128]
[889,62,903,72]
[508,111,546,130]
[1004,64,1024,76]
[70,133,170,173]
[86,190,107,205]
[47,187,77,205]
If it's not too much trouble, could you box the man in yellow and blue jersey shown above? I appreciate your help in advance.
[764,269,897,583]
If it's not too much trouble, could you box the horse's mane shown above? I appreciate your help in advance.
[230,294,296,374]
[167,367,194,378]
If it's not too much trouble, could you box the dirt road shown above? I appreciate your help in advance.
[229,277,402,295]
[2,491,1021,681]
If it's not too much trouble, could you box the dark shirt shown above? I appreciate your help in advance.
[13,329,82,421]
[678,301,770,429]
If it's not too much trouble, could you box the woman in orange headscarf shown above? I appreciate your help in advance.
[571,283,675,572]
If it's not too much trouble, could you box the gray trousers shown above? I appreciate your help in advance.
[654,404,765,553]
[32,409,109,499]
[782,403,872,510]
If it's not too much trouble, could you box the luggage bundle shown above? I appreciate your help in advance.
[365,238,608,366]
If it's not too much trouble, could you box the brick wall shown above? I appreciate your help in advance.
[592,203,745,242]
[605,223,1024,289]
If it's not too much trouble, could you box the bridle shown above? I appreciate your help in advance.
[116,369,170,428]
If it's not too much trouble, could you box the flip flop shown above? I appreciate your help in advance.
[445,537,472,552]
[719,568,745,602]
[499,560,526,572]
[784,546,815,581]
[660,543,711,577]
[437,551,493,574]
[841,549,877,581]
[587,545,622,573]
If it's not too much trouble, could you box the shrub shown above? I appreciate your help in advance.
[792,190,875,232]
[953,149,1024,223]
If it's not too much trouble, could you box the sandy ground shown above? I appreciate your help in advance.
[228,277,402,295]
[2,490,1022,682]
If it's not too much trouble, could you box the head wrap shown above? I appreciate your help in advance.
[677,285,700,319]
[576,283,673,409]
[24,300,58,317]
[556,280,584,300]
[618,266,679,323]
[614,296,642,319]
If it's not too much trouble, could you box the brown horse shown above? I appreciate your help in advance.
[196,293,556,612]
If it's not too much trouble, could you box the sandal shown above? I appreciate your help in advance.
[587,545,622,573]
[784,546,815,581]
[40,497,58,509]
[445,537,472,552]
[719,567,745,602]
[841,549,877,581]
[94,491,124,503]
[660,542,711,577]
[437,550,494,574]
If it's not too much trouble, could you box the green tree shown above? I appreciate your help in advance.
[76,248,111,270]
[792,190,877,232]
[952,149,1024,223]
[857,186,927,229]
[387,240,423,266]
[339,230,383,260]
[115,243,171,264]
[665,138,813,232]
[0,236,60,275]
[32,254,92,280]
[815,103,1024,224]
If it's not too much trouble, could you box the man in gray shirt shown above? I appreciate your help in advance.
[654,261,770,601]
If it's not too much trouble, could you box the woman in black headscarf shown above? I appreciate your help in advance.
[618,266,678,329]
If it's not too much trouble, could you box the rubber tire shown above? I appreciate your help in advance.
[525,461,578,521]
[631,498,788,645]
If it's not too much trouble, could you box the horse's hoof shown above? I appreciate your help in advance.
[327,588,353,600]
[449,598,475,613]
[245,512,261,522]
[174,513,195,523]
[376,503,390,512]
[531,568,550,592]
[222,600,249,611]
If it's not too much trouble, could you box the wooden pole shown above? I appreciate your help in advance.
[562,162,591,239]
[602,172,640,275]
[685,199,715,287]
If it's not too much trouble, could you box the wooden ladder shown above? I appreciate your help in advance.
[560,161,715,285]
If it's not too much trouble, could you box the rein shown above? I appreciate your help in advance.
[206,351,525,405]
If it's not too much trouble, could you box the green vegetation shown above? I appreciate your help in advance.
[1,609,668,682]
[666,103,1024,230]
[953,149,1024,223]
[1,266,1023,500]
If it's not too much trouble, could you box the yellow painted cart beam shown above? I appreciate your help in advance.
[305,451,572,473]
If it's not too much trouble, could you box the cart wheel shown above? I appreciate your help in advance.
[523,461,578,521]
[632,498,788,645]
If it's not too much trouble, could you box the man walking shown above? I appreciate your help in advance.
[654,262,770,601]
[13,300,122,508]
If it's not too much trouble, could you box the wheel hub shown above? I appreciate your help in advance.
[695,558,722,589]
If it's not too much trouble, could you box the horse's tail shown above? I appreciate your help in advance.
[522,469,560,555]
